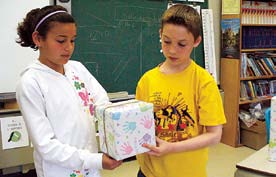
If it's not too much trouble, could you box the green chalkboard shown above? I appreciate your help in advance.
[71,0,207,94]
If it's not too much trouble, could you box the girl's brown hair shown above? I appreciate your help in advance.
[16,5,75,50]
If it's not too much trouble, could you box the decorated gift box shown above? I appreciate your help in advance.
[95,99,156,160]
[269,96,276,161]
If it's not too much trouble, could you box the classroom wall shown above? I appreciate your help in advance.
[209,1,222,83]
[0,0,53,94]
[0,1,222,94]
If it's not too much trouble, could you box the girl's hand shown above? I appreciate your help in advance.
[102,153,123,170]
[142,137,172,157]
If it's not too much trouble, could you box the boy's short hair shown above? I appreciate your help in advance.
[161,4,202,40]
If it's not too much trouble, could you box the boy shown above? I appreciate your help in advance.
[135,4,226,177]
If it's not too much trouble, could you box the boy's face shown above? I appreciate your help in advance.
[160,24,201,68]
[34,22,77,73]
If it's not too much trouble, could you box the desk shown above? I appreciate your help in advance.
[235,145,276,177]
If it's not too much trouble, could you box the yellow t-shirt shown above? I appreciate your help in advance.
[136,61,226,177]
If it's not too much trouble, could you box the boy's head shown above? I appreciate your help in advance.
[161,4,202,41]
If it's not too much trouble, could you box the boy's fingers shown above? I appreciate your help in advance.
[143,143,159,153]
[142,143,153,150]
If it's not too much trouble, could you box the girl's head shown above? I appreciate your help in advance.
[16,5,75,50]
[17,5,77,73]
[160,4,202,41]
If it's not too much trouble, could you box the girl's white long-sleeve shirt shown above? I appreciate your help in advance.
[16,60,109,177]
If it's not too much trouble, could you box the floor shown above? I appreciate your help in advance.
[101,143,256,177]
[0,143,256,177]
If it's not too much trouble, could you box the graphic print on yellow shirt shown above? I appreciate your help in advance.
[152,91,196,142]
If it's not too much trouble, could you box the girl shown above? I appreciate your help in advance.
[16,5,122,177]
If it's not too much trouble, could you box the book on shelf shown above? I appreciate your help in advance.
[270,80,276,96]
[240,82,249,101]
[263,57,276,75]
[270,57,276,66]
[241,81,255,100]
[240,79,276,101]
[242,1,276,25]
[241,53,247,78]
[248,80,256,98]
[241,52,276,78]
[260,58,274,75]
[242,27,276,49]
[248,57,261,76]
[255,59,268,76]
[255,80,270,97]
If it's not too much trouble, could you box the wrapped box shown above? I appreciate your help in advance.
[269,97,276,161]
[95,99,156,160]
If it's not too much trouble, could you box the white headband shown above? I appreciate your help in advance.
[34,10,67,32]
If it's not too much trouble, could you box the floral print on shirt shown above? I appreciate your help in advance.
[70,169,90,177]
[71,72,95,116]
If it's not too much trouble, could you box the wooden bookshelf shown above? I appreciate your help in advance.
[239,96,272,105]
[240,76,276,81]
[220,0,276,147]
[242,24,276,27]
[241,48,276,52]
[221,58,240,147]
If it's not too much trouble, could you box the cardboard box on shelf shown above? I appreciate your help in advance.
[240,120,267,150]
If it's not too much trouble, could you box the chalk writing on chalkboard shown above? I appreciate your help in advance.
[72,1,206,93]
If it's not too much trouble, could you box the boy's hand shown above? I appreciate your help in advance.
[102,153,123,170]
[142,137,172,157]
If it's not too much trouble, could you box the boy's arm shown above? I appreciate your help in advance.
[143,125,223,156]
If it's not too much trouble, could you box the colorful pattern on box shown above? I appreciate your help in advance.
[269,96,276,161]
[95,100,156,160]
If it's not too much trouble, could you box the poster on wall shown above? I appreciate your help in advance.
[222,0,240,15]
[1,116,29,150]
[221,18,240,59]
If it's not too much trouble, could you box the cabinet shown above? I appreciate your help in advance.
[220,0,276,147]
[0,94,34,175]
[0,113,34,175]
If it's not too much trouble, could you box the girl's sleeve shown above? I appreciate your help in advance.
[16,77,103,170]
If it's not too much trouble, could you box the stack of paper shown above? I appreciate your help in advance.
[107,91,129,101]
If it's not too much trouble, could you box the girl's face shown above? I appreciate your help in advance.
[160,23,201,70]
[34,22,77,74]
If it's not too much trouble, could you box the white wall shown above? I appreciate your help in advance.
[0,1,51,93]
